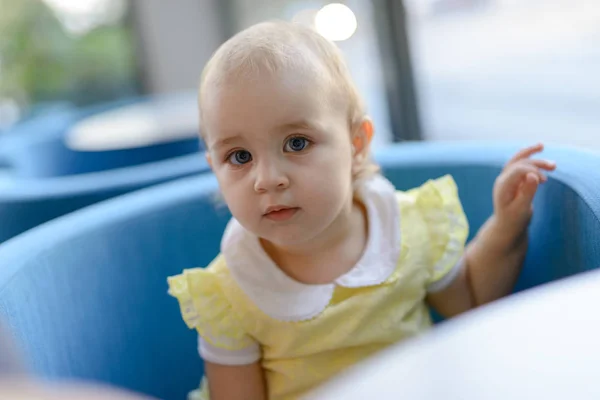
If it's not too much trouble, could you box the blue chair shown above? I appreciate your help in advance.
[0,152,209,244]
[377,141,600,292]
[0,142,598,400]
[0,93,200,178]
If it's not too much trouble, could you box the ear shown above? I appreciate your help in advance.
[352,117,374,162]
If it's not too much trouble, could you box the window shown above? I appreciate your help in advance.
[0,0,139,128]
[404,0,600,147]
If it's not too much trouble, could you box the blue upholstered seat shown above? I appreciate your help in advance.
[0,142,598,399]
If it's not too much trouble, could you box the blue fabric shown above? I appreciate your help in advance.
[0,142,599,400]
[377,141,600,288]
[0,153,210,244]
[0,93,201,178]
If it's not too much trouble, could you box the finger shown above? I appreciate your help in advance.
[498,164,545,204]
[512,159,555,183]
[514,172,539,207]
[507,143,544,165]
[524,158,557,172]
[503,163,546,190]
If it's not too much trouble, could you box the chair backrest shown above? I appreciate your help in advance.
[0,142,598,399]
[0,153,209,244]
[0,93,200,178]
[0,174,226,400]
[378,142,600,290]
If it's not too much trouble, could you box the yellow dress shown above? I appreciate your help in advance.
[168,175,469,400]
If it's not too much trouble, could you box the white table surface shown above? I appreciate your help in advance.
[65,93,199,151]
[308,269,600,399]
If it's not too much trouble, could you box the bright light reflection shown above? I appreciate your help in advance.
[314,3,358,41]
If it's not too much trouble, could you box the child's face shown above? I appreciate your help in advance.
[203,70,359,247]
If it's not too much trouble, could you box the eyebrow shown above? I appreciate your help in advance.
[210,121,319,151]
[211,135,242,151]
[275,120,318,132]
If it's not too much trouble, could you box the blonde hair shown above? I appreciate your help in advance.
[198,20,379,180]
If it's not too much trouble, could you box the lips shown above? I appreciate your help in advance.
[263,206,299,222]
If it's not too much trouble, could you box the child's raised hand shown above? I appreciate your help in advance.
[493,143,556,226]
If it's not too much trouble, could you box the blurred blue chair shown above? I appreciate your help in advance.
[0,152,209,244]
[0,142,599,400]
[0,92,201,178]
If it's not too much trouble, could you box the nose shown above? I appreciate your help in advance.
[253,158,289,193]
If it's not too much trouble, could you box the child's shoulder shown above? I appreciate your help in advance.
[395,174,461,209]
[167,254,240,328]
[167,255,255,350]
[393,174,469,285]
[204,253,229,274]
[167,254,230,293]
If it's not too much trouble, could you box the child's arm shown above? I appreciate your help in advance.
[428,144,556,317]
[205,361,266,400]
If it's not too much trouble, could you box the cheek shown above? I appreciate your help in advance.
[215,170,240,203]
[316,138,354,179]
[296,143,353,197]
[214,169,257,221]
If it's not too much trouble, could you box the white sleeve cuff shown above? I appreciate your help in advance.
[427,256,465,293]
[198,335,261,366]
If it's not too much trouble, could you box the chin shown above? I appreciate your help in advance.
[262,223,326,248]
[258,225,298,243]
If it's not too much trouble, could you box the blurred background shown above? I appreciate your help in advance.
[1,2,600,398]
[1,0,598,147]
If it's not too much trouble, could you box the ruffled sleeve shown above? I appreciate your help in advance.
[412,175,469,288]
[167,265,256,351]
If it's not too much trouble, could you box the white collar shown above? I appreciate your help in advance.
[221,175,401,322]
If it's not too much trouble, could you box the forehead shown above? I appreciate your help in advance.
[202,69,346,143]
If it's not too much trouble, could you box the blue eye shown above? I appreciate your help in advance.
[284,137,309,152]
[228,150,252,165]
